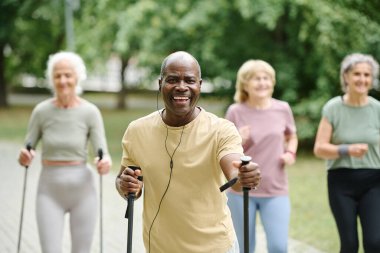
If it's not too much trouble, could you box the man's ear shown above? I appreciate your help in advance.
[158,79,162,92]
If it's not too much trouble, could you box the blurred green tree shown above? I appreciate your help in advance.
[75,0,379,144]
[1,0,66,107]
[2,0,380,146]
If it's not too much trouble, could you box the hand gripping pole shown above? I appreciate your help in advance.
[219,156,252,253]
[17,143,32,253]
[125,166,143,253]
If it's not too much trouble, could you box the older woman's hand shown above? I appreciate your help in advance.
[18,147,35,167]
[349,143,368,158]
[96,156,112,175]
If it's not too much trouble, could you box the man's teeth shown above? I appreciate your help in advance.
[174,97,188,100]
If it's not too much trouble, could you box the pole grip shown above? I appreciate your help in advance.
[241,156,251,191]
[18,143,32,252]
[25,143,32,169]
[128,166,143,182]
[97,148,103,160]
[219,156,252,192]
[241,156,251,253]
[124,166,142,219]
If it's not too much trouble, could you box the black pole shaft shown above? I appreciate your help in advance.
[17,168,28,253]
[240,156,251,253]
[127,194,135,253]
[125,166,142,253]
[17,143,32,253]
[243,187,249,253]
[218,156,252,253]
[98,149,104,253]
[100,176,103,253]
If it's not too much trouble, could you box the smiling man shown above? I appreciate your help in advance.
[158,51,202,126]
[116,51,261,253]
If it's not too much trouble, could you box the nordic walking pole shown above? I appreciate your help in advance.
[125,166,142,253]
[17,143,32,253]
[241,156,252,253]
[97,148,104,253]
[219,155,252,253]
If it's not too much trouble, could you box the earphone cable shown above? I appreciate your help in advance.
[148,119,185,253]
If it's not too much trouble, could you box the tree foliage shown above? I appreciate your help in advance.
[2,0,380,146]
[1,0,66,106]
[78,0,378,144]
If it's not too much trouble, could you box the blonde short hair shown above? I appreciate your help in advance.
[233,60,276,103]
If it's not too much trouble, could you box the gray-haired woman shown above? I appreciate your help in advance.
[314,53,380,253]
[18,51,112,253]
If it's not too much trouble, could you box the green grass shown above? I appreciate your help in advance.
[288,155,339,252]
[1,94,352,253]
[0,106,32,141]
[101,107,153,165]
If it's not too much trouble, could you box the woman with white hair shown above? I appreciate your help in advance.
[226,59,298,253]
[18,51,112,253]
[314,53,380,253]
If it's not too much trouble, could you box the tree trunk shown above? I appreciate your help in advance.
[116,57,129,110]
[0,44,9,108]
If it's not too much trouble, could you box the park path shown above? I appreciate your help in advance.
[0,141,145,253]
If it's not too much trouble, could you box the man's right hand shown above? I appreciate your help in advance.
[116,166,143,198]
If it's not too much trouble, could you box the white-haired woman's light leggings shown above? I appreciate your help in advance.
[227,193,290,253]
[36,164,97,253]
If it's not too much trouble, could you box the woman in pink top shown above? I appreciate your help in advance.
[226,60,298,253]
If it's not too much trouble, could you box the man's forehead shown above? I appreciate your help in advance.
[166,57,196,68]
[164,70,198,77]
[163,62,199,77]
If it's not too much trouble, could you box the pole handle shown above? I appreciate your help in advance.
[17,143,32,253]
[128,166,143,182]
[240,156,252,253]
[124,166,142,219]
[97,148,103,160]
[241,156,252,191]
[219,156,252,192]
[25,143,32,169]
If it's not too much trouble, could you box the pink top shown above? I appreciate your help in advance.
[225,98,296,197]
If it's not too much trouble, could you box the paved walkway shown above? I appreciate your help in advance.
[0,141,144,253]
[0,141,326,253]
